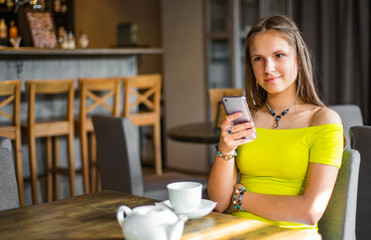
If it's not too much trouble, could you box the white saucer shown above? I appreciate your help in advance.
[157,199,217,219]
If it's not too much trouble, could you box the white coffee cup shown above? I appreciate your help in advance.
[167,181,202,213]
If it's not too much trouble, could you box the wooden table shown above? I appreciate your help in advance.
[0,191,321,240]
[167,122,221,144]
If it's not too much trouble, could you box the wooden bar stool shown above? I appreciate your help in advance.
[77,77,121,193]
[0,80,24,206]
[122,74,163,175]
[22,79,76,204]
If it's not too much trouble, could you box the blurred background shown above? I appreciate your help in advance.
[0,0,369,173]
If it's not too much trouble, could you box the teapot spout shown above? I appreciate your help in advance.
[167,215,188,240]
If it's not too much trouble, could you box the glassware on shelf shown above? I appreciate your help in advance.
[9,36,22,48]
[78,34,89,48]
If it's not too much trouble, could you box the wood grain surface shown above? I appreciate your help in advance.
[0,190,321,240]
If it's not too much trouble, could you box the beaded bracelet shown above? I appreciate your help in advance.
[215,144,237,161]
[233,187,247,211]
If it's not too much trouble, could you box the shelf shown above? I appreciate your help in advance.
[0,47,164,56]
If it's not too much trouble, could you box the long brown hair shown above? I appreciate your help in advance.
[244,15,324,111]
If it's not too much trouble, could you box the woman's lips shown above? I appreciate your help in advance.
[265,76,280,83]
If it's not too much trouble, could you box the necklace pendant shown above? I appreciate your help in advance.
[274,122,278,128]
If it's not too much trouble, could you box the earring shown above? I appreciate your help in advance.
[256,81,259,91]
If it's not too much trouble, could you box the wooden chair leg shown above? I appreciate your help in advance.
[67,132,76,196]
[14,130,25,206]
[153,122,162,175]
[89,133,97,192]
[92,134,101,192]
[46,136,53,202]
[28,132,39,204]
[53,137,60,201]
[96,170,101,192]
[80,128,90,194]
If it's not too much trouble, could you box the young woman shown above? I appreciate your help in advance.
[207,15,344,230]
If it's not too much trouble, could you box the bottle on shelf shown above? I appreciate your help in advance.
[0,18,8,47]
[0,0,6,9]
[6,0,14,10]
[9,20,17,38]
[0,18,7,37]
[60,0,68,13]
[54,0,61,12]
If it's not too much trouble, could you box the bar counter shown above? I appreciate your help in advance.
[0,47,163,83]
[0,47,163,205]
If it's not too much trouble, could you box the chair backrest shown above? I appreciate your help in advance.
[0,80,21,131]
[25,79,75,124]
[91,114,144,196]
[318,148,360,240]
[0,136,20,211]
[208,88,244,128]
[349,126,371,240]
[78,77,121,126]
[329,104,363,148]
[122,74,161,126]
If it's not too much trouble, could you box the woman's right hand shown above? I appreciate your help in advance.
[218,112,256,155]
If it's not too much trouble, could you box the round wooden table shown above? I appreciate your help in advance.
[167,122,220,144]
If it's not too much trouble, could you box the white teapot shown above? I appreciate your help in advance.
[117,205,188,240]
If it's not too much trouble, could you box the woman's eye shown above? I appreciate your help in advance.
[253,57,262,62]
[276,53,284,58]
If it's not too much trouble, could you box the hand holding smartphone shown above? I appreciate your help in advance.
[222,96,257,139]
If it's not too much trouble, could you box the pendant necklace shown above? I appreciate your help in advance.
[266,98,300,128]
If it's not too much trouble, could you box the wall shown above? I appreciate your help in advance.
[74,0,162,74]
[74,0,209,173]
[162,0,209,173]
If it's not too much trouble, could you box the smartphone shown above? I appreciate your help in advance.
[222,96,257,139]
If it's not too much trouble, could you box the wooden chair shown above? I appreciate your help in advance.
[122,74,162,175]
[77,77,121,193]
[22,78,76,204]
[92,114,208,200]
[208,88,244,129]
[0,80,24,206]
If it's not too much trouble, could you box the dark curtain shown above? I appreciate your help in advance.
[292,0,370,124]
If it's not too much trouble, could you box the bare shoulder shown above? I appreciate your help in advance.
[310,106,342,126]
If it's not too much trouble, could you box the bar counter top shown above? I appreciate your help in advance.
[0,47,163,56]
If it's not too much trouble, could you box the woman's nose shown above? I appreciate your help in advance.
[265,58,275,73]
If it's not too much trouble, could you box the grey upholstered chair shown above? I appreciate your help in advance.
[92,114,208,201]
[329,104,363,148]
[349,126,371,240]
[318,148,360,240]
[0,136,20,211]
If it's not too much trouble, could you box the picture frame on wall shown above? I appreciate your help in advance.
[25,10,58,48]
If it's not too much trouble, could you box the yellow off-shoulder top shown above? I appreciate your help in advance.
[231,124,344,229]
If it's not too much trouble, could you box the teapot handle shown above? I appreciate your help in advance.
[117,205,132,226]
